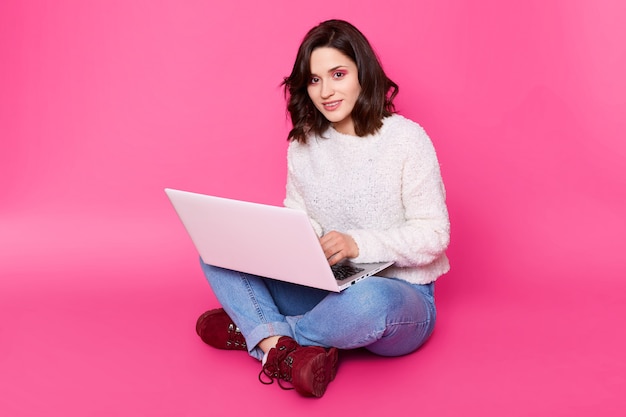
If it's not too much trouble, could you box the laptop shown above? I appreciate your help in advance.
[165,188,393,292]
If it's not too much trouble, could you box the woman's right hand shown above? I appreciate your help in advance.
[319,231,359,266]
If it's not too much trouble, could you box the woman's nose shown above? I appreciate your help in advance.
[321,82,334,99]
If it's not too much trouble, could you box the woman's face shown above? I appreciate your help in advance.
[307,47,361,136]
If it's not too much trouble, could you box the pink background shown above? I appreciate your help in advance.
[1,0,625,416]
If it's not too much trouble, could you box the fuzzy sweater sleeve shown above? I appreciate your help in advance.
[347,129,450,267]
[284,146,324,237]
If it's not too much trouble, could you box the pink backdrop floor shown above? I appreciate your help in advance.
[1,207,624,416]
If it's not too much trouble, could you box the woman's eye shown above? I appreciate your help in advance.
[309,77,320,84]
[333,72,346,79]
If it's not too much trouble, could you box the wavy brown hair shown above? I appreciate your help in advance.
[283,20,399,143]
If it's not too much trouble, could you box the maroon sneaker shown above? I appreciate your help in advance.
[195,308,247,351]
[258,336,339,398]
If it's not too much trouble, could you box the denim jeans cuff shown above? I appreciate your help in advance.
[246,321,295,361]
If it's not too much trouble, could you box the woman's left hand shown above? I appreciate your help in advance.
[319,231,359,266]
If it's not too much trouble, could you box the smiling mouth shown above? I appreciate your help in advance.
[322,100,341,110]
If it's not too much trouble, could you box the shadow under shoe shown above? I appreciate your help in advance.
[259,336,339,398]
[195,308,247,351]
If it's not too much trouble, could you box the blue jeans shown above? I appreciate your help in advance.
[200,258,437,361]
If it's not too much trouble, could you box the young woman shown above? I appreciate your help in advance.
[195,19,450,398]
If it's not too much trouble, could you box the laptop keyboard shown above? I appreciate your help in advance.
[331,264,365,281]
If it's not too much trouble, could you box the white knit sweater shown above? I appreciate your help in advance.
[284,114,450,285]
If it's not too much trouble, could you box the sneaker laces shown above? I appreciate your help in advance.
[226,323,247,349]
[258,339,298,390]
